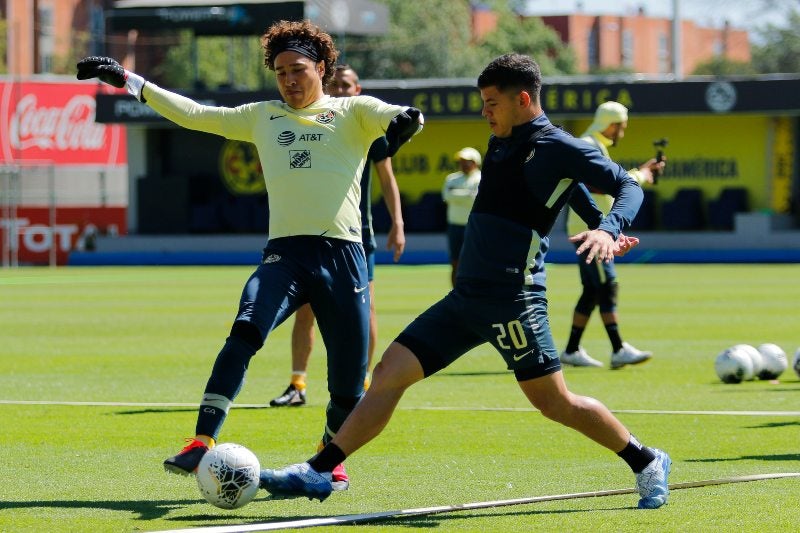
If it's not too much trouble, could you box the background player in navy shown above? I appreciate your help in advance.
[271,64,406,407]
[76,20,423,491]
[260,53,671,510]
[561,101,664,369]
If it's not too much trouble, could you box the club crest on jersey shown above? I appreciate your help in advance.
[277,131,295,146]
[262,254,281,264]
[290,150,311,168]
[315,110,335,124]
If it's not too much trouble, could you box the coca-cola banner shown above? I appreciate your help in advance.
[0,80,127,165]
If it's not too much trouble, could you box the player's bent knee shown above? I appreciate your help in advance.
[230,320,264,351]
[575,286,597,315]
[598,281,619,310]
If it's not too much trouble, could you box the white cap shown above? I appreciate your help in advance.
[586,101,629,134]
[455,147,481,165]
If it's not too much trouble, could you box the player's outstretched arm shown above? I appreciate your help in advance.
[76,56,146,102]
[385,108,424,157]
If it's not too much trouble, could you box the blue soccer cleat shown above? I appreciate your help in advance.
[635,448,671,509]
[259,462,333,501]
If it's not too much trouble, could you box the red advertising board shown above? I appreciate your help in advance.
[1,206,127,265]
[0,80,126,165]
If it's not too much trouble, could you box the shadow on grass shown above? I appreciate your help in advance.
[745,420,800,428]
[0,498,310,525]
[112,406,270,415]
[685,453,800,463]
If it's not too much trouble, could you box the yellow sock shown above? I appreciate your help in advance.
[291,372,307,391]
[196,435,215,448]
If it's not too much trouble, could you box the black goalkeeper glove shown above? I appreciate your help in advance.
[76,56,147,102]
[385,107,424,157]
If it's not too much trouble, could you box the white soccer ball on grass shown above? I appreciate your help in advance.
[793,348,800,380]
[756,343,788,380]
[196,443,260,509]
[732,344,763,380]
[714,346,754,384]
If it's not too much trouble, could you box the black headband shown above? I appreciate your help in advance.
[274,38,322,62]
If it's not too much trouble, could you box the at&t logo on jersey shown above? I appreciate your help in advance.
[277,131,295,146]
[290,150,311,168]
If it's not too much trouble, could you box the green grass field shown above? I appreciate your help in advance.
[1,264,799,532]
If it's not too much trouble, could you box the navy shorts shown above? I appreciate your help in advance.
[446,223,466,261]
[235,236,370,396]
[396,284,561,381]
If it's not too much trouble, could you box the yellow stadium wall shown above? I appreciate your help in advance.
[380,114,792,214]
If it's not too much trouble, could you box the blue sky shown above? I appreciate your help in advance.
[521,0,792,34]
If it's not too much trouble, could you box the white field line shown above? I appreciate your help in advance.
[1,399,799,417]
[151,472,800,533]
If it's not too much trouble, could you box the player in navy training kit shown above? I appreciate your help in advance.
[260,53,671,510]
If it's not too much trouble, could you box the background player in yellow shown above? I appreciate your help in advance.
[271,64,406,407]
[442,147,482,287]
[560,101,665,369]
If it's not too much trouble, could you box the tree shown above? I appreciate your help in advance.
[751,9,800,73]
[154,32,275,90]
[0,19,6,74]
[691,57,758,76]
[352,0,487,79]
[476,2,577,76]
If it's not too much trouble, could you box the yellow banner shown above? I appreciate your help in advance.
[384,115,774,210]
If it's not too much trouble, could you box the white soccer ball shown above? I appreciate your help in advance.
[732,344,763,380]
[196,443,260,509]
[793,348,800,380]
[714,346,754,384]
[756,343,788,380]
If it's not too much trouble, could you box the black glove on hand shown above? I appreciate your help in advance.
[385,107,424,157]
[76,56,126,88]
[76,56,147,102]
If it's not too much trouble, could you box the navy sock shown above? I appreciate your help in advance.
[605,323,623,352]
[566,326,584,353]
[308,443,346,474]
[617,435,656,473]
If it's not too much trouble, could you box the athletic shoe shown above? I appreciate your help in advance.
[163,438,208,476]
[611,342,653,370]
[270,384,307,407]
[560,346,603,367]
[259,462,333,501]
[331,463,350,491]
[636,448,671,509]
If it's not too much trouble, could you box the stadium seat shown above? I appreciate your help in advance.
[661,188,705,230]
[404,192,447,232]
[707,187,748,230]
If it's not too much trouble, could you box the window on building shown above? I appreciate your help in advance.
[622,30,634,68]
[658,32,670,74]
[38,5,54,73]
[588,24,599,70]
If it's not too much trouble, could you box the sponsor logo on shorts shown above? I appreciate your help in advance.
[513,349,535,362]
[262,254,281,264]
[353,285,368,293]
[290,150,311,168]
[525,149,535,163]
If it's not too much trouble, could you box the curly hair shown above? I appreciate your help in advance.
[261,20,339,87]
